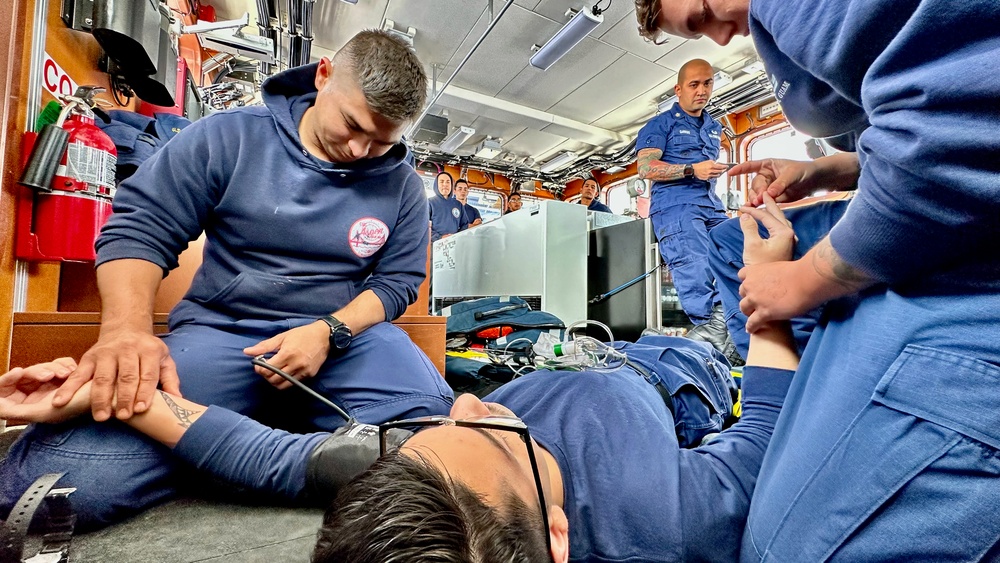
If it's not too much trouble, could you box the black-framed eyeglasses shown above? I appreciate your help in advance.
[379,415,552,554]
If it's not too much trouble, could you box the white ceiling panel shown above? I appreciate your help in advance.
[441,6,560,97]
[503,128,569,158]
[599,9,684,65]
[383,0,487,72]
[548,53,673,124]
[497,37,623,112]
[655,35,757,72]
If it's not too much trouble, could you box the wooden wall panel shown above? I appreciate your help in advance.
[0,0,33,371]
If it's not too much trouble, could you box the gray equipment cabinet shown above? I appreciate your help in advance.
[432,200,588,327]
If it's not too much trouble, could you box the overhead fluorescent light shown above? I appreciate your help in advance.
[439,126,475,153]
[199,31,276,64]
[714,70,733,90]
[474,138,503,159]
[604,165,626,173]
[529,7,603,70]
[657,95,678,113]
[739,60,765,75]
[341,0,358,3]
[539,151,577,173]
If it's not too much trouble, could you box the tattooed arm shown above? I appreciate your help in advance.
[637,148,687,182]
[124,390,208,448]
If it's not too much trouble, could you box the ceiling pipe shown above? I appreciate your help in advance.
[405,0,516,138]
[437,84,631,146]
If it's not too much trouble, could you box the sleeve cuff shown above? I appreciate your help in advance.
[171,406,246,463]
[740,366,795,407]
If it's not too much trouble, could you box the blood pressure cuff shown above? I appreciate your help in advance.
[303,421,412,501]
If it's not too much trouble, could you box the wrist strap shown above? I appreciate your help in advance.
[0,472,76,562]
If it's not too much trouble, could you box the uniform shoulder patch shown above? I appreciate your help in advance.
[348,217,389,258]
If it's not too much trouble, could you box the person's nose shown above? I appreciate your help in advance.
[451,393,491,420]
[348,137,371,159]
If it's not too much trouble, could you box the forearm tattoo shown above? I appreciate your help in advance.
[812,240,872,290]
[159,391,201,429]
[637,150,686,181]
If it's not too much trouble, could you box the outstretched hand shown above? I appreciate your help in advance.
[0,358,93,423]
[729,158,817,207]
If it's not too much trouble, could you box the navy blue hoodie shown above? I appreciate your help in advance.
[96,63,429,322]
[428,178,468,241]
[751,0,1000,288]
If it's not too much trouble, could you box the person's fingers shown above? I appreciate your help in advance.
[738,212,762,243]
[761,193,790,224]
[113,354,141,420]
[243,335,281,357]
[133,353,162,414]
[742,205,788,236]
[0,368,26,392]
[159,356,182,397]
[90,355,119,421]
[51,358,78,374]
[729,160,766,176]
[51,360,93,407]
[745,311,764,333]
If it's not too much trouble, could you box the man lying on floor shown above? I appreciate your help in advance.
[2,201,800,562]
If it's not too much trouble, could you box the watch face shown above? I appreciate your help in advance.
[332,327,353,349]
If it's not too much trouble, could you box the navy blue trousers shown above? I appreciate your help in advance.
[650,204,729,324]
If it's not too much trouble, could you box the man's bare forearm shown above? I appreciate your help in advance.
[814,152,861,191]
[330,289,386,336]
[126,390,208,448]
[810,237,873,292]
[636,149,686,182]
[746,322,799,371]
[96,259,164,334]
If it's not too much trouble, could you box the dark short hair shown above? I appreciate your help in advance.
[312,453,549,563]
[634,0,664,43]
[509,192,522,200]
[454,179,470,188]
[336,29,428,123]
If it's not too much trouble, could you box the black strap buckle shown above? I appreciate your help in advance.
[0,472,76,563]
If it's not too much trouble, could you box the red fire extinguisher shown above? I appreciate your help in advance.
[17,86,118,262]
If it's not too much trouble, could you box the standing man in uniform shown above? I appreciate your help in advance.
[579,178,613,213]
[636,0,1000,559]
[636,59,733,360]
[453,178,483,227]
[0,29,453,528]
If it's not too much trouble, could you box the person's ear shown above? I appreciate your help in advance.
[547,505,570,563]
[315,57,333,91]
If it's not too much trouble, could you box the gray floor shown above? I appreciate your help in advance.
[2,426,325,563]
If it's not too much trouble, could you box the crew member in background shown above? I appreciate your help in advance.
[429,171,469,240]
[453,179,482,227]
[0,29,453,529]
[638,0,1000,559]
[505,191,523,214]
[635,59,734,362]
[579,178,613,213]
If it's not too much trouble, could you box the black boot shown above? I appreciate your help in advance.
[686,305,745,366]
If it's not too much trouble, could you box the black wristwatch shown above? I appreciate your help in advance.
[683,164,695,178]
[320,314,353,352]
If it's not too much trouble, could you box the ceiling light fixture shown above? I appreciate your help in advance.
[539,151,578,173]
[438,126,475,153]
[657,94,678,113]
[529,6,603,70]
[474,138,503,159]
[714,70,734,90]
